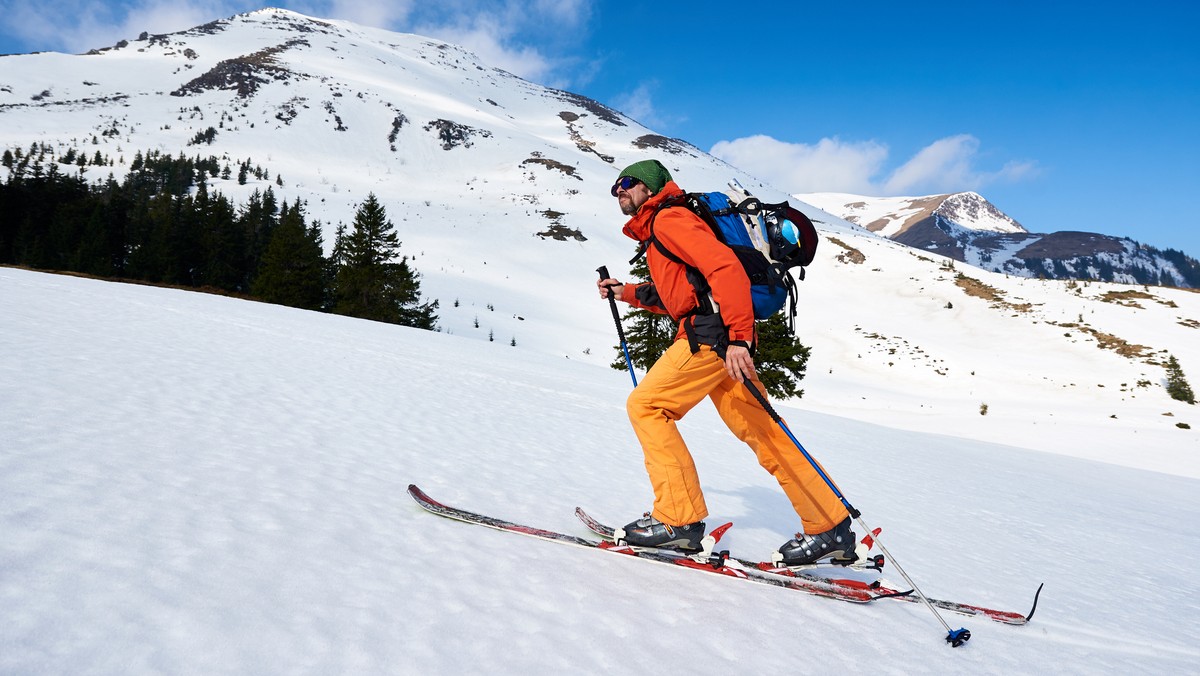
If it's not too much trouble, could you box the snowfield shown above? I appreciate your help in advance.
[2,267,1198,674]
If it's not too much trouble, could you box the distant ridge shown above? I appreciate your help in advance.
[800,191,1200,288]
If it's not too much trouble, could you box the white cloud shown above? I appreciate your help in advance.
[321,0,416,28]
[883,134,1041,194]
[527,0,590,28]
[611,82,663,128]
[710,133,1038,197]
[404,0,591,85]
[709,135,889,195]
[111,1,232,42]
[417,19,555,83]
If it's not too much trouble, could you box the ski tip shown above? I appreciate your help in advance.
[1024,582,1045,623]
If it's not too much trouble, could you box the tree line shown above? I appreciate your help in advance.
[0,147,437,329]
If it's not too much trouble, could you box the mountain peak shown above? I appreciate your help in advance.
[798,191,1025,238]
[936,191,1026,234]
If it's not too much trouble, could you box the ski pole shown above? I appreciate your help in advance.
[741,378,971,648]
[598,265,638,386]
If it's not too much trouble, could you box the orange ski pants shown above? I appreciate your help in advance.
[627,340,849,534]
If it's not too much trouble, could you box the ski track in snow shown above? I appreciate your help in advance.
[3,268,1199,674]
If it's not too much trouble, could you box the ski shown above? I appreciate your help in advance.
[576,507,1040,626]
[408,484,905,606]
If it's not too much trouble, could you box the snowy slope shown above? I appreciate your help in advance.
[3,267,1199,674]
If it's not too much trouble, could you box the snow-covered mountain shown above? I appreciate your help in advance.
[801,191,1027,239]
[2,7,1198,464]
[800,191,1200,288]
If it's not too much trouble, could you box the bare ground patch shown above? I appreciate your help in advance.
[827,237,865,264]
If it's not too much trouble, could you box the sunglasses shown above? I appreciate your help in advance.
[610,176,642,197]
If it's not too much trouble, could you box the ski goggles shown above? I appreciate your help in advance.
[610,176,642,196]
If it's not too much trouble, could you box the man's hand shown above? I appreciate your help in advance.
[597,278,624,300]
[724,344,756,383]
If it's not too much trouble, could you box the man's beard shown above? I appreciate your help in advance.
[619,197,638,215]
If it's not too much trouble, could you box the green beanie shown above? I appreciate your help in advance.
[617,159,672,195]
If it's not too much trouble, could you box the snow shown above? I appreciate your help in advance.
[3,267,1199,674]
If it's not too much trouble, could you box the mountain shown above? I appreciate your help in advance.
[801,191,1027,239]
[2,7,1199,461]
[800,192,1200,288]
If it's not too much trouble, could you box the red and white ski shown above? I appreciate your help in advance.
[408,484,1039,624]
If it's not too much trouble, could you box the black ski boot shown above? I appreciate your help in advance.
[615,514,706,552]
[775,517,857,566]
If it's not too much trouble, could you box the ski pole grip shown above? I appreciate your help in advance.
[597,266,614,299]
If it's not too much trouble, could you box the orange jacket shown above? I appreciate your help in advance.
[620,181,755,346]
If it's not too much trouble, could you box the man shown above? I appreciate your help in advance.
[597,159,855,565]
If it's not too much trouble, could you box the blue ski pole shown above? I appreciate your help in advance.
[741,378,971,647]
[598,266,637,386]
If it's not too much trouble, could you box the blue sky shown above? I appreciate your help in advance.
[2,0,1197,254]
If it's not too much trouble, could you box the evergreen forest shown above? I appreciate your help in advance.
[0,145,438,330]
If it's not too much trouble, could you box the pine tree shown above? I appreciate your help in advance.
[332,193,438,328]
[252,200,328,310]
[393,254,439,329]
[1165,355,1196,404]
[239,188,279,287]
[753,313,811,399]
[333,193,397,321]
[196,188,243,291]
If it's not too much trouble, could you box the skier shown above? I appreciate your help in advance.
[597,159,856,565]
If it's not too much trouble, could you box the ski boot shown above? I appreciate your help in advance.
[614,513,706,553]
[773,517,858,566]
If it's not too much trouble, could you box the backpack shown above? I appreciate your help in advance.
[635,180,818,331]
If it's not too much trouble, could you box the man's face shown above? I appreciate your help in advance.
[614,179,652,216]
